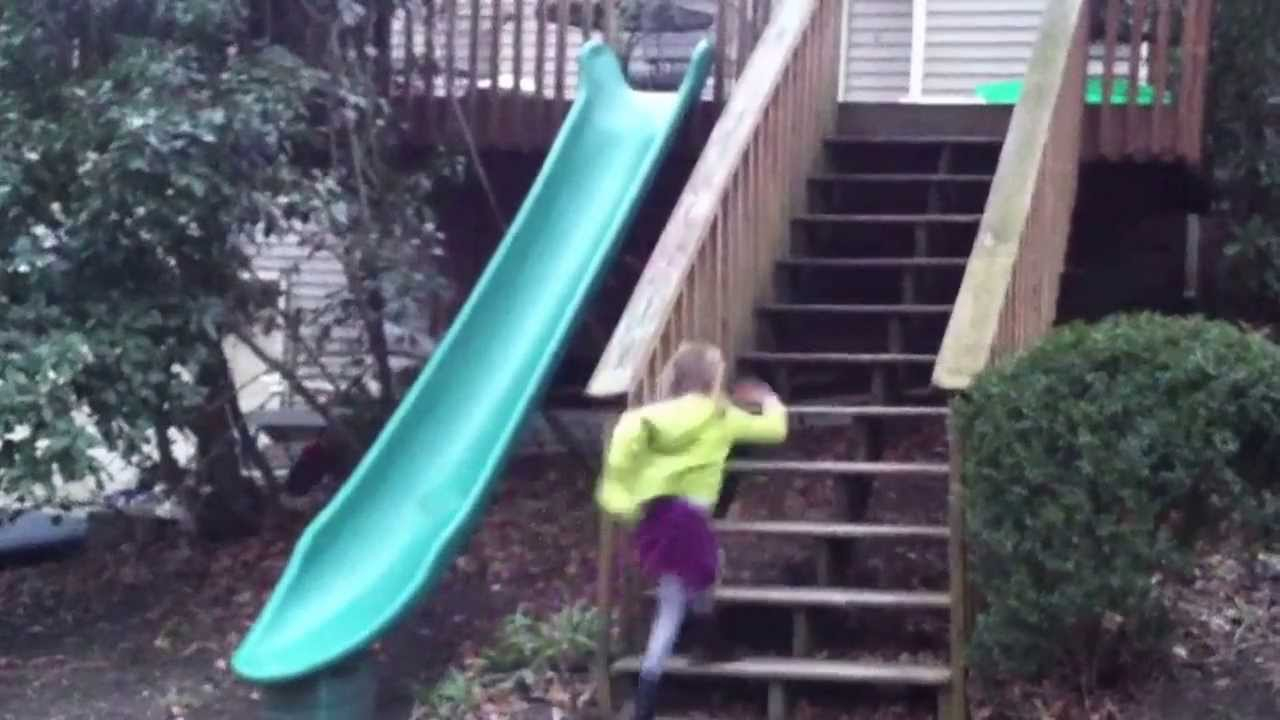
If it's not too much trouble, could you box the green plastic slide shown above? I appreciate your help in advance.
[232,39,712,684]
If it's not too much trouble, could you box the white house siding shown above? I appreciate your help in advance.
[921,0,1048,98]
[842,0,913,101]
[229,234,435,415]
[238,238,358,408]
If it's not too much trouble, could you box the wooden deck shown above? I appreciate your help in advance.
[281,0,1214,162]
[374,0,772,149]
[1089,0,1214,167]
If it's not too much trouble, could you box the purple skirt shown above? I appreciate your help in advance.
[631,497,719,592]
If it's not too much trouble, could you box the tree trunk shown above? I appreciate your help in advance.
[189,344,265,543]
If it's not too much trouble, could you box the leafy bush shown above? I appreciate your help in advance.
[955,313,1280,687]
[481,602,602,674]
[413,668,483,719]
[1218,217,1280,324]
[1206,1,1280,321]
[412,603,603,719]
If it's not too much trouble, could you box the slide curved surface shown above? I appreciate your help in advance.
[232,39,713,683]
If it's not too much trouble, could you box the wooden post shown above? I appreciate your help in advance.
[1099,0,1122,159]
[468,0,483,122]
[946,409,968,720]
[1124,0,1148,157]
[489,0,504,139]
[595,513,615,714]
[512,0,526,147]
[1149,0,1172,157]
[603,0,619,52]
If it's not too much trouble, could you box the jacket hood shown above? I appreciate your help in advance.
[633,394,722,453]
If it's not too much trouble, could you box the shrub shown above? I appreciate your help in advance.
[1218,217,1280,324]
[481,602,602,674]
[412,603,604,719]
[955,313,1280,687]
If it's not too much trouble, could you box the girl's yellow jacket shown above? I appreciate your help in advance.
[594,393,788,523]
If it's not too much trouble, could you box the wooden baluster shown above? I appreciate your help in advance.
[603,0,619,51]
[713,217,727,349]
[1176,0,1211,165]
[446,0,458,138]
[1099,0,1123,159]
[745,141,759,310]
[402,3,415,128]
[691,248,703,342]
[554,0,569,110]
[731,205,742,347]
[714,0,728,102]
[512,0,526,147]
[376,1,393,98]
[736,0,752,78]
[534,0,547,140]
[468,0,482,125]
[594,512,614,713]
[1150,0,1171,159]
[424,0,439,132]
[489,0,504,140]
[1174,0,1198,159]
[1125,0,1148,157]
[1192,0,1214,163]
[764,104,779,268]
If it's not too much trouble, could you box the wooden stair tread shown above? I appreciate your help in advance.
[778,256,968,268]
[612,655,951,686]
[794,213,982,224]
[647,585,949,609]
[728,459,949,476]
[809,172,993,183]
[788,404,948,418]
[826,134,1002,145]
[759,303,952,315]
[741,351,937,364]
[715,519,949,540]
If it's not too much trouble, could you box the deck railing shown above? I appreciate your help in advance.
[933,1,1087,392]
[933,0,1218,389]
[255,0,777,150]
[1088,0,1215,165]
[930,4,1089,708]
[580,0,841,706]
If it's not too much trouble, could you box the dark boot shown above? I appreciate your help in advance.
[632,673,660,720]
[685,611,735,663]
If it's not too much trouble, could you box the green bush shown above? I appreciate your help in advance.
[1219,217,1280,324]
[955,313,1280,686]
[482,602,602,674]
[412,603,604,719]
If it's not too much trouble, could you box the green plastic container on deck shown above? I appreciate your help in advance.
[975,77,1170,105]
[259,653,376,719]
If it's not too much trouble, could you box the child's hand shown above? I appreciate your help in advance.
[733,378,778,406]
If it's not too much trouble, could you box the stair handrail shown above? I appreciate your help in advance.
[931,0,1090,391]
[585,0,842,403]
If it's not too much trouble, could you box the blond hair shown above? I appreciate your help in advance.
[657,341,726,400]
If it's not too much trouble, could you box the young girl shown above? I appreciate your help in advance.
[595,341,788,720]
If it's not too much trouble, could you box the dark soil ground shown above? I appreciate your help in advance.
[2,422,1278,720]
[0,452,597,720]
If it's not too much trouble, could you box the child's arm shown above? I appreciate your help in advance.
[594,410,650,522]
[725,381,788,444]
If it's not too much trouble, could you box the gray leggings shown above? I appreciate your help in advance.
[640,574,713,678]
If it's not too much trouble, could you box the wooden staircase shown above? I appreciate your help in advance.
[609,135,1000,718]
[586,0,1217,714]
